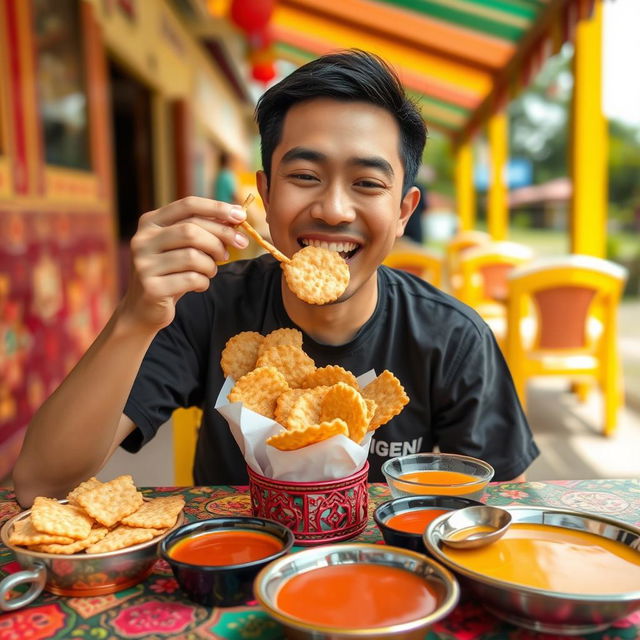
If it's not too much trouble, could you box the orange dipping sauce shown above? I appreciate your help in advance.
[395,470,486,496]
[386,509,450,534]
[443,523,640,594]
[169,529,283,566]
[277,564,439,627]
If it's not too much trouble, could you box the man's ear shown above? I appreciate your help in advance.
[256,170,269,220]
[396,186,421,238]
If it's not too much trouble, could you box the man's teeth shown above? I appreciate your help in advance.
[301,238,358,253]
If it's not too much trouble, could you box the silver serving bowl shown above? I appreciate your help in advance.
[0,500,184,611]
[424,505,640,635]
[254,543,459,640]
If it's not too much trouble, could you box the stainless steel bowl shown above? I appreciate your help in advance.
[0,500,184,611]
[254,543,459,640]
[424,505,640,635]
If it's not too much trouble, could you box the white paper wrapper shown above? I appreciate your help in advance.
[215,371,377,482]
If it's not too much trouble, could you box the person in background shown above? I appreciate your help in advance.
[13,50,538,507]
[213,151,239,204]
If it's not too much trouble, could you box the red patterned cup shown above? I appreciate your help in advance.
[248,463,369,545]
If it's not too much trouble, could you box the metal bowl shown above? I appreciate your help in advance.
[254,543,459,640]
[0,499,184,611]
[373,495,482,555]
[424,505,640,635]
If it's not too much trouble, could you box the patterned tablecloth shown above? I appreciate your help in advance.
[1,479,639,640]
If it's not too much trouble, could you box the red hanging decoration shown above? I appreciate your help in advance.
[230,0,274,35]
[251,61,276,84]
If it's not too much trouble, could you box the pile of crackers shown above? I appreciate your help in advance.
[222,328,409,451]
[9,475,184,555]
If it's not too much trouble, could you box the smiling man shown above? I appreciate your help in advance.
[13,51,538,506]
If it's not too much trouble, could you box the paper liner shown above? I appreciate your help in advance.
[215,371,377,482]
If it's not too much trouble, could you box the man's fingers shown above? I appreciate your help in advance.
[142,272,214,300]
[138,248,218,280]
[149,196,246,227]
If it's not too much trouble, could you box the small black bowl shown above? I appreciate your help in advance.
[374,495,483,555]
[160,516,294,607]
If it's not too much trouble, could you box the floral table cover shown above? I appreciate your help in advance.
[1,479,639,640]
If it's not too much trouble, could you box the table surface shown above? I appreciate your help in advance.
[1,479,639,640]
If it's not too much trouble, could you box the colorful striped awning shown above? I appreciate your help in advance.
[203,0,594,140]
[269,0,592,140]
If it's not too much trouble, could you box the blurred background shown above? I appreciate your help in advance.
[0,0,638,485]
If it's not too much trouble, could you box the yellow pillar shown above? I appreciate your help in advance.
[487,111,509,241]
[454,139,475,231]
[570,0,607,257]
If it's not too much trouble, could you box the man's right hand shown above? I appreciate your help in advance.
[120,197,249,331]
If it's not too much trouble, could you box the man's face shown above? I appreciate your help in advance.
[257,98,419,303]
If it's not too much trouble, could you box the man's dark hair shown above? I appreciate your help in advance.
[255,50,427,196]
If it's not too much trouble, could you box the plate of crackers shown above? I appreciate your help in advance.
[0,474,185,608]
[217,328,409,481]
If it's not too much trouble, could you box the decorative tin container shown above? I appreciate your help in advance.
[248,462,369,545]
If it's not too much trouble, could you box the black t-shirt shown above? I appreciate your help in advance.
[123,254,539,484]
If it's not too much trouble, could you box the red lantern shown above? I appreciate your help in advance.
[251,61,276,84]
[230,0,274,35]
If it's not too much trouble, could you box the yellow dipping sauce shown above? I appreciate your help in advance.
[442,523,640,594]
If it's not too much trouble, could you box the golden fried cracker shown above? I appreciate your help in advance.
[220,331,264,380]
[274,388,307,426]
[9,517,76,547]
[282,246,349,305]
[227,366,290,419]
[302,365,359,390]
[66,477,103,505]
[284,386,330,430]
[319,382,370,444]
[255,344,316,388]
[364,398,377,426]
[362,370,409,430]
[258,328,303,358]
[266,419,349,451]
[76,474,144,528]
[121,495,185,529]
[31,497,94,540]
[32,526,109,554]
[85,525,161,554]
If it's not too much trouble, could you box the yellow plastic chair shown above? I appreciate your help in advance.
[445,230,491,293]
[505,255,628,436]
[383,249,444,288]
[172,407,202,485]
[456,242,535,345]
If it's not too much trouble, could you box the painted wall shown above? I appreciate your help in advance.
[0,0,253,479]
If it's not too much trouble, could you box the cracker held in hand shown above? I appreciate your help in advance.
[31,497,94,540]
[228,366,290,419]
[282,246,350,305]
[76,474,144,528]
[121,495,185,529]
[221,331,264,380]
[266,419,349,451]
[362,370,409,430]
